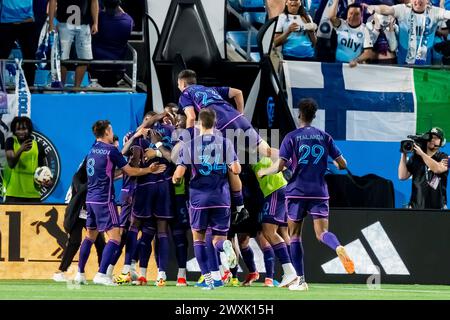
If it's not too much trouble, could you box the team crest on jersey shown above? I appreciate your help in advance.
[356,32,363,38]
[31,131,61,200]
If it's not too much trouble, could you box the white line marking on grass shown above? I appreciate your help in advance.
[313,285,450,295]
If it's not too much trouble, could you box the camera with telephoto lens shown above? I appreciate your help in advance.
[400,133,431,153]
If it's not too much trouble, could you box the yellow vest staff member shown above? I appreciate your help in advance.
[4,116,46,203]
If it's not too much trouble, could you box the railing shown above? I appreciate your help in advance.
[226,4,260,62]
[1,43,138,93]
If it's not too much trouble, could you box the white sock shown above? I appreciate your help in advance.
[236,205,244,212]
[131,260,137,271]
[106,265,114,278]
[140,268,147,278]
[212,270,222,281]
[282,263,296,275]
[219,265,225,276]
[122,264,130,274]
[158,271,167,280]
[177,268,187,279]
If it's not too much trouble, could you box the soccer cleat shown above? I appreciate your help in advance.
[176,277,188,287]
[73,272,88,285]
[242,272,260,286]
[155,278,166,287]
[195,275,205,287]
[132,276,148,286]
[196,279,223,288]
[129,269,139,281]
[232,208,250,225]
[93,273,117,286]
[223,240,238,268]
[278,272,298,288]
[229,278,240,287]
[263,278,274,287]
[202,273,215,291]
[273,279,280,286]
[221,270,232,284]
[336,245,355,274]
[114,273,132,285]
[288,276,309,291]
[53,272,67,282]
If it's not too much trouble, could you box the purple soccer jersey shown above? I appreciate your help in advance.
[176,133,237,209]
[86,141,128,203]
[136,122,175,185]
[279,126,342,199]
[178,85,243,130]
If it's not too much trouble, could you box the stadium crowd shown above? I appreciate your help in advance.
[271,0,450,66]
[0,0,137,88]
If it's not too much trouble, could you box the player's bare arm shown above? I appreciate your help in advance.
[184,106,196,128]
[228,88,244,113]
[257,159,287,178]
[122,162,166,176]
[172,165,186,184]
[228,161,241,175]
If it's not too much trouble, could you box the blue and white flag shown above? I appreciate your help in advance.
[283,61,416,141]
[14,59,31,118]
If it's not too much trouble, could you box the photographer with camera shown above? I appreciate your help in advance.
[398,127,449,209]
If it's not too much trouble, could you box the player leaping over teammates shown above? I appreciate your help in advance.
[258,99,355,291]
[178,69,274,224]
[172,109,239,290]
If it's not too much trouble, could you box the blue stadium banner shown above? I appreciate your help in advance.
[28,93,146,203]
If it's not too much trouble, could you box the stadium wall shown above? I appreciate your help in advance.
[179,208,450,285]
[0,204,157,280]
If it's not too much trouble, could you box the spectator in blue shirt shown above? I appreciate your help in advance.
[0,0,39,84]
[90,0,134,87]
[274,0,317,61]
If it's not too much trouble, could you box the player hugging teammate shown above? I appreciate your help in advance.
[71,70,355,290]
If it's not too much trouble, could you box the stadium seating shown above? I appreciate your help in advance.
[242,11,267,28]
[239,0,265,10]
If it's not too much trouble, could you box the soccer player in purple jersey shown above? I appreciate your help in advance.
[73,120,166,286]
[258,99,355,291]
[177,69,257,228]
[172,109,239,290]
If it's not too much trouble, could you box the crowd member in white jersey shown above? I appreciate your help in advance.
[330,0,374,66]
[363,0,450,65]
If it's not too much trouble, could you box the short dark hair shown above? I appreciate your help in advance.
[92,120,111,138]
[199,108,216,129]
[348,3,362,10]
[144,111,157,118]
[298,98,318,123]
[11,116,33,135]
[104,0,121,9]
[113,134,119,142]
[178,69,197,85]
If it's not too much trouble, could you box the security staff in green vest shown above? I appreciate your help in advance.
[4,116,47,203]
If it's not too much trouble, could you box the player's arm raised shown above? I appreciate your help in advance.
[228,88,244,113]
[121,127,146,155]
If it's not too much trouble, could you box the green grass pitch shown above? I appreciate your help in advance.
[0,281,449,300]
